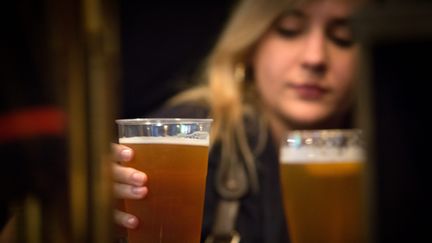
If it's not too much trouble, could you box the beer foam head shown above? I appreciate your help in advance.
[280,146,364,164]
[119,136,209,146]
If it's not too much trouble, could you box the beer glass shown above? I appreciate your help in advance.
[116,118,212,243]
[279,129,366,243]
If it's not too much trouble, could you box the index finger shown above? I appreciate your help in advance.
[111,143,134,163]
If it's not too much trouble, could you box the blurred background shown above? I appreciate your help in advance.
[1,0,431,242]
[120,1,233,118]
[0,0,233,242]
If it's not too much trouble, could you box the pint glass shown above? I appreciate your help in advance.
[116,118,212,243]
[279,129,366,243]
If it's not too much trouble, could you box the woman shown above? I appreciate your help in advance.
[113,0,365,242]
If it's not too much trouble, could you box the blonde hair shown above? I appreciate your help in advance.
[168,0,308,191]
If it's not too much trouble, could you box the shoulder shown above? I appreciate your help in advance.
[147,102,211,119]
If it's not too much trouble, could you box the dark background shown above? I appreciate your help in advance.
[0,0,235,231]
[354,3,432,242]
[119,1,234,118]
[369,39,431,243]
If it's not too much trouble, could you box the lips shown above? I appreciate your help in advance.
[288,83,329,99]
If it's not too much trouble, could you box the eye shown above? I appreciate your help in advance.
[326,19,356,48]
[276,26,302,38]
[274,11,305,38]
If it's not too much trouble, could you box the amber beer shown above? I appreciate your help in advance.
[117,119,212,243]
[279,130,365,243]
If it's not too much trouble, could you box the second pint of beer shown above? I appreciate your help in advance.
[116,119,212,243]
[279,129,366,243]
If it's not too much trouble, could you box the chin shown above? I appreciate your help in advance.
[281,109,338,129]
[290,109,328,122]
[291,118,328,129]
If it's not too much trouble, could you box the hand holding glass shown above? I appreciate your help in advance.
[116,118,212,243]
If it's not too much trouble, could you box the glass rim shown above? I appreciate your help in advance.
[286,128,362,136]
[115,118,213,125]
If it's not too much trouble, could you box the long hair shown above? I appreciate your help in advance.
[168,0,308,192]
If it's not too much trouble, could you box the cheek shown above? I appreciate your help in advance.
[254,60,279,98]
[334,48,356,73]
[252,41,298,105]
[254,59,286,108]
[330,49,359,97]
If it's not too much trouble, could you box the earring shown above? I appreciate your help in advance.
[234,63,246,84]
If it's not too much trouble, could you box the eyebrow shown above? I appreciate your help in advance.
[280,9,306,19]
[329,18,352,27]
[280,9,352,24]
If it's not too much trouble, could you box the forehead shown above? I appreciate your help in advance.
[294,0,365,5]
[283,0,363,18]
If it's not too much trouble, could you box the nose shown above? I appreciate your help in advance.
[301,28,328,76]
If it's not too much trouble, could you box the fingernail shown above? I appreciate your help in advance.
[121,149,132,160]
[132,172,145,185]
[132,187,146,195]
[127,217,138,228]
